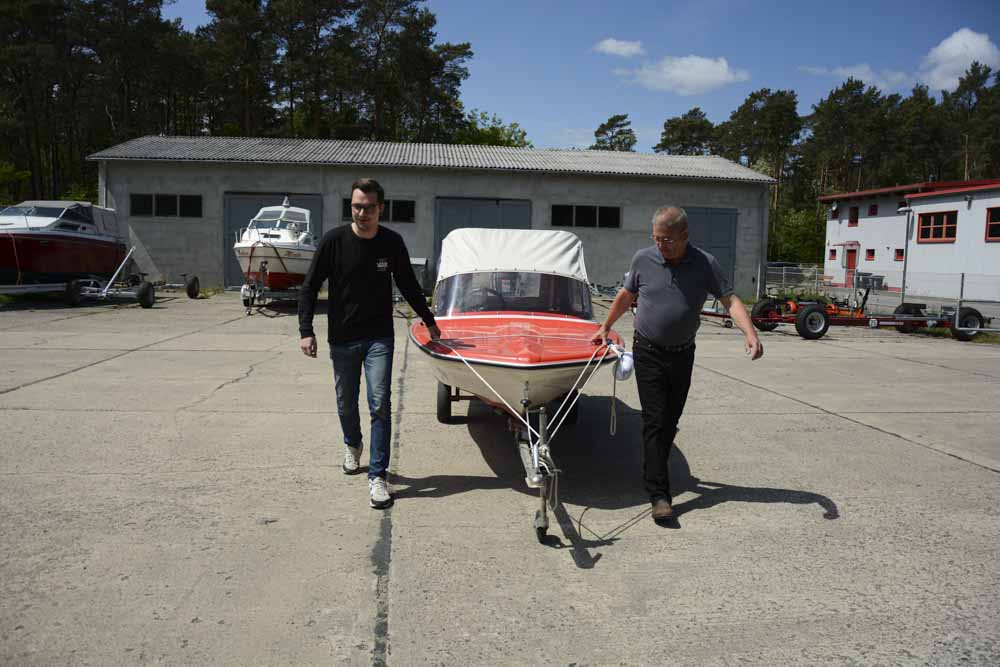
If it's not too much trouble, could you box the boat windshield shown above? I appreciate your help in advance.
[249,211,308,231]
[0,206,64,218]
[433,272,593,319]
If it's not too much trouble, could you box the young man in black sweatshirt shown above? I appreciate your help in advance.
[299,178,440,509]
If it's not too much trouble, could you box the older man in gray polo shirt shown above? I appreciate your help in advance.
[593,206,763,523]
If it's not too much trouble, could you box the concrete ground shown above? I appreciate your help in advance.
[1,291,999,665]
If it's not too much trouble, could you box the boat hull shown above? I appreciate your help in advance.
[0,231,127,286]
[233,242,314,290]
[410,313,622,413]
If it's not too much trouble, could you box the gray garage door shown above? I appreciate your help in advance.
[685,207,738,287]
[434,198,531,270]
[223,193,323,287]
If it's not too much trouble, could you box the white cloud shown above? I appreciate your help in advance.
[798,64,913,91]
[918,28,1000,91]
[594,38,644,58]
[617,55,749,95]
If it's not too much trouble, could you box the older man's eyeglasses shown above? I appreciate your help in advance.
[651,235,685,245]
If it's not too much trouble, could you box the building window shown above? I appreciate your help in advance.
[598,206,621,228]
[987,207,1000,242]
[178,195,203,217]
[131,194,202,218]
[155,194,178,217]
[868,204,878,216]
[550,204,621,229]
[917,210,957,243]
[848,206,859,227]
[342,198,415,223]
[865,248,875,261]
[551,205,573,227]
[829,248,837,260]
[895,248,904,261]
[131,194,153,217]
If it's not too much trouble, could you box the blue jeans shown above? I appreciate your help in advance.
[330,337,394,479]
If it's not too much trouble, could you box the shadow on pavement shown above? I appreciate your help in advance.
[394,394,839,568]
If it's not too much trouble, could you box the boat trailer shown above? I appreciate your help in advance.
[436,342,620,543]
[239,259,301,315]
[0,247,200,308]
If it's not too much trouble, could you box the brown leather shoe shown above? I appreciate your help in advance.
[651,498,674,521]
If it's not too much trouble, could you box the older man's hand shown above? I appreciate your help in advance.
[590,325,610,345]
[745,334,763,360]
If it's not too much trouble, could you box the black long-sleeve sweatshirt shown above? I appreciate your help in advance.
[298,224,436,344]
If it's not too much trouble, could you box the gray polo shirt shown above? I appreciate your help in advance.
[624,243,733,348]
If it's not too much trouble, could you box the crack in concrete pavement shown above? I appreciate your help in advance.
[0,314,249,397]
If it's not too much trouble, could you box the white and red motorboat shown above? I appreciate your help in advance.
[0,200,127,287]
[233,198,316,291]
[409,228,626,541]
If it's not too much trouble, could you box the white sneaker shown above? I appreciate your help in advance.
[343,443,363,475]
[369,477,393,509]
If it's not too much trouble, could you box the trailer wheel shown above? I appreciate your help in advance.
[64,280,82,307]
[951,307,983,342]
[795,304,829,340]
[436,382,452,424]
[185,275,200,299]
[751,299,781,331]
[137,281,156,309]
[893,303,923,333]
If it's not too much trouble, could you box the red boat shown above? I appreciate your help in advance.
[411,228,623,420]
[0,201,127,287]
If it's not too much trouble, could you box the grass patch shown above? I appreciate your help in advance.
[911,327,1000,344]
[197,287,225,299]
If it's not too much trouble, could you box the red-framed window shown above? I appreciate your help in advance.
[865,248,875,260]
[894,248,904,261]
[917,210,957,243]
[987,207,1000,242]
[848,206,859,227]
[829,248,837,260]
[868,204,878,216]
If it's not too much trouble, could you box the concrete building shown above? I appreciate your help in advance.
[819,179,1000,301]
[88,136,773,294]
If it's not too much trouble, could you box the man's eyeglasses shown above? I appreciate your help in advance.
[351,203,380,214]
[651,235,685,245]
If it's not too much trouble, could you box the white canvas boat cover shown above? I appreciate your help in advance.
[436,228,589,283]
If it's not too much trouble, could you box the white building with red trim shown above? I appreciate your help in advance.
[819,179,1000,300]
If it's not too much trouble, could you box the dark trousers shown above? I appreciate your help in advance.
[633,333,696,503]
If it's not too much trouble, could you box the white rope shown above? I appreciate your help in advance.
[432,339,541,439]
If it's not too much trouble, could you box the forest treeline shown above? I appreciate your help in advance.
[2,1,997,261]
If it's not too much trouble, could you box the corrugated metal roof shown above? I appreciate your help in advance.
[87,135,774,184]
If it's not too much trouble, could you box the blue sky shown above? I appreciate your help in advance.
[162,0,999,150]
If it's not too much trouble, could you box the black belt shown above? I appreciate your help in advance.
[635,332,695,353]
